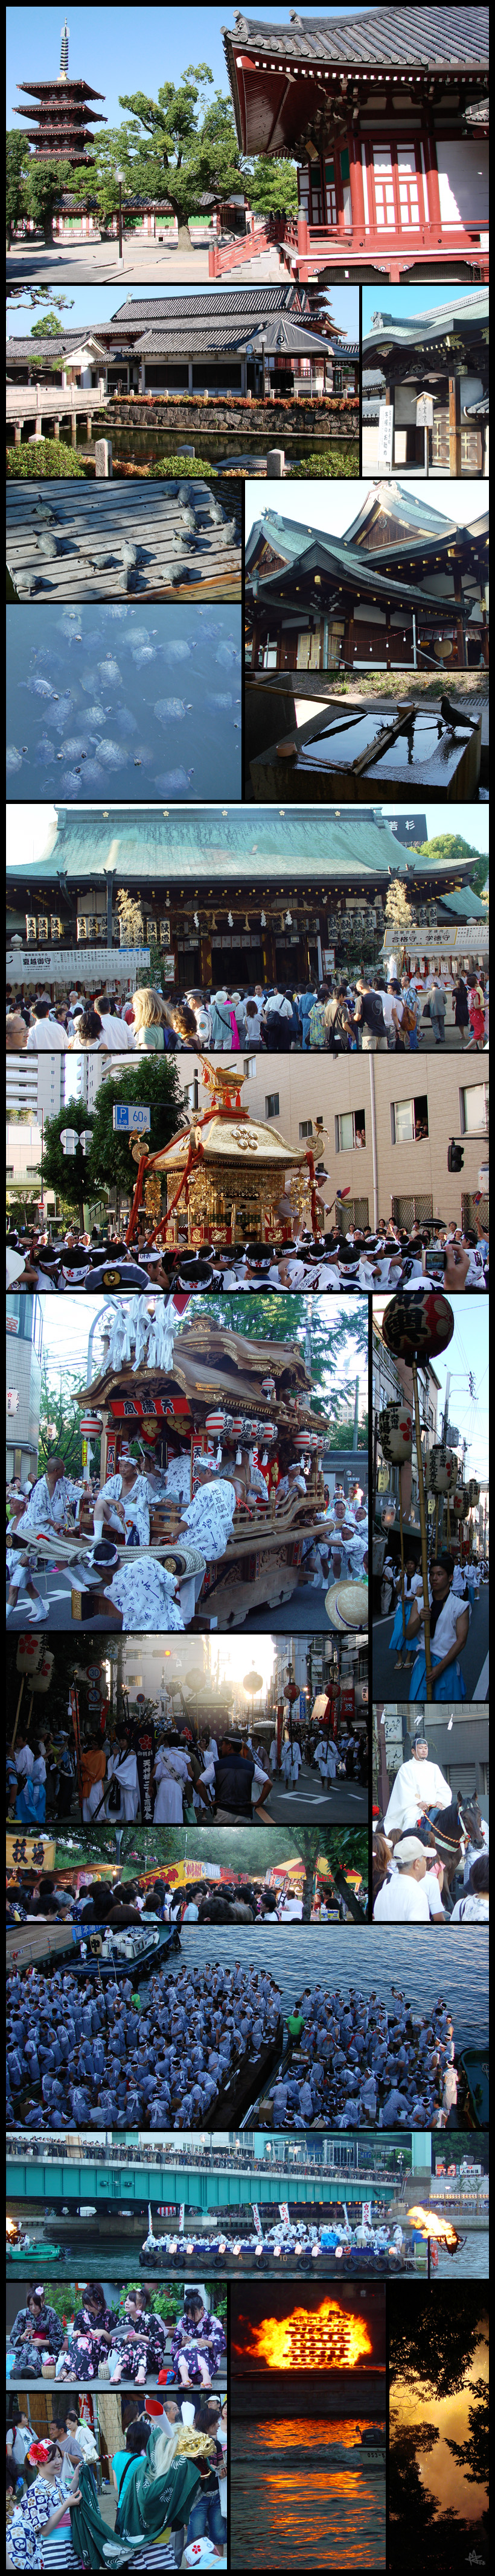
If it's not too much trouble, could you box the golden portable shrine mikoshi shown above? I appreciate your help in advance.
[126,1063,328,1249]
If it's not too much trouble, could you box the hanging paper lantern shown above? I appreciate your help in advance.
[424,1445,458,1494]
[452,1486,470,1520]
[30,1653,55,1694]
[295,1432,310,1451]
[382,1291,454,1362]
[262,1424,276,1444]
[467,1478,481,1507]
[378,1402,413,1463]
[205,1413,226,1435]
[16,1636,43,1676]
[231,1418,243,1438]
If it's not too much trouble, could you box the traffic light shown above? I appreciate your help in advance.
[447,1139,464,1172]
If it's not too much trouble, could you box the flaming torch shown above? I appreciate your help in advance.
[239,2300,372,2371]
[407,2206,464,2278]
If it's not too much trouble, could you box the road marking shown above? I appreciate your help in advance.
[473,1653,489,1701]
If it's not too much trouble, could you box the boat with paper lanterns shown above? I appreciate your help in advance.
[125,1060,327,1250]
[77,1306,331,1624]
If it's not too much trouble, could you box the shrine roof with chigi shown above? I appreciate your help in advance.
[245,508,458,615]
[223,8,489,151]
[6,805,473,890]
[362,291,490,360]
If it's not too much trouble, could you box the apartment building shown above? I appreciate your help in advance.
[6,1294,43,1484]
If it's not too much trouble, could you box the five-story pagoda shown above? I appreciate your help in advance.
[14,16,106,164]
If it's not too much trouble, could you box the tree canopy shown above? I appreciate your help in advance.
[38,1357,88,1478]
[70,67,245,250]
[248,156,299,216]
[446,2378,489,2489]
[389,2289,488,2399]
[22,156,73,245]
[87,1058,184,1204]
[417,834,488,905]
[36,1101,97,1228]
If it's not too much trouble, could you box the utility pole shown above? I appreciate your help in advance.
[353,1376,360,1451]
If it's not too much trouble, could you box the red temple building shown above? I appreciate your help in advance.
[14,15,106,164]
[220,8,489,283]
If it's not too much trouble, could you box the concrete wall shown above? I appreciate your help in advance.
[175,1057,487,1233]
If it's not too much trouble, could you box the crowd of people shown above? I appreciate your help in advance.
[6,1957,283,2133]
[8,2281,226,2390]
[5,1429,368,1641]
[263,1985,459,2131]
[6,965,488,1052]
[7,1212,488,1296]
[141,2217,414,2273]
[6,2393,228,2570]
[7,1850,366,1929]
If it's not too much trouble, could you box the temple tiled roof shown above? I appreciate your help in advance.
[6,804,471,885]
[226,11,488,69]
[245,511,456,613]
[362,291,489,355]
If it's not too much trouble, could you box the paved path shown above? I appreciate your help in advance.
[7,240,281,284]
[267,1762,367,1821]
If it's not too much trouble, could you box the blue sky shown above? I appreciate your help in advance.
[362,284,489,334]
[7,280,359,335]
[7,5,372,133]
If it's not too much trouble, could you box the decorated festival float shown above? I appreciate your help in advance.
[124,1060,328,1253]
[74,1300,334,1625]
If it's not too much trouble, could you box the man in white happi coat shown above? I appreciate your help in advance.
[383,1735,452,1835]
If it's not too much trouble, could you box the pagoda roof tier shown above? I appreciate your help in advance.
[7,803,476,887]
[223,8,488,154]
[16,77,106,100]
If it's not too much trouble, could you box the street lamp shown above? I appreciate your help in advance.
[115,168,125,263]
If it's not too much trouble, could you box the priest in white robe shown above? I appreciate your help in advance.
[383,1736,452,1835]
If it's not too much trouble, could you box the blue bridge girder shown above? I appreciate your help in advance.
[7,2158,397,2207]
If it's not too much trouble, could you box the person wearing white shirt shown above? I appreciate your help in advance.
[27,1004,68,1049]
[373,1836,431,1920]
[93,1012,135,1049]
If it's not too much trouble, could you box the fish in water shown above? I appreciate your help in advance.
[154,767,194,793]
[97,659,121,685]
[153,698,193,723]
[21,674,56,698]
[6,745,23,773]
[94,736,130,768]
[113,707,139,738]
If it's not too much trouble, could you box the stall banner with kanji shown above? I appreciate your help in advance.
[7,1835,56,1869]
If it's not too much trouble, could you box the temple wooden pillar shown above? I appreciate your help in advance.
[349,137,365,236]
[200,927,212,984]
[262,925,277,981]
[385,604,392,672]
[423,130,442,236]
[449,375,462,478]
[343,611,354,668]
[453,562,465,666]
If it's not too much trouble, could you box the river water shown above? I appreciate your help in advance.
[178,1925,489,2050]
[231,2417,385,2568]
[6,601,241,801]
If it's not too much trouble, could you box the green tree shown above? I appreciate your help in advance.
[417,833,489,905]
[88,1059,185,1212]
[6,131,28,245]
[68,127,141,237]
[248,156,299,217]
[30,310,65,335]
[446,2378,489,2488]
[389,2288,488,2398]
[6,285,75,312]
[38,1357,89,1476]
[173,1294,368,1410]
[117,67,244,252]
[23,156,72,248]
[37,1101,96,1229]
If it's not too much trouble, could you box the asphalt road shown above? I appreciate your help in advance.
[267,1762,368,1821]
[372,1585,489,1703]
[7,1573,334,1636]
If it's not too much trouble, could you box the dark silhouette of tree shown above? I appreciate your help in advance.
[389,2288,488,2397]
[446,2379,490,2489]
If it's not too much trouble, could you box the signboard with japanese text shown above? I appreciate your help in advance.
[377,403,394,468]
[417,394,434,427]
[6,946,150,983]
[7,1835,56,1869]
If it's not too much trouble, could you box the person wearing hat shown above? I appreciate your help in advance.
[383,1727,455,1835]
[404,1555,470,1703]
[373,1837,441,1922]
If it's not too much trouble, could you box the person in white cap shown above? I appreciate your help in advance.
[373,1838,432,1921]
[382,1736,452,1835]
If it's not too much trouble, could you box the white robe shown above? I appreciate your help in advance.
[105,1749,139,1819]
[153,1746,190,1823]
[383,1755,453,1835]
